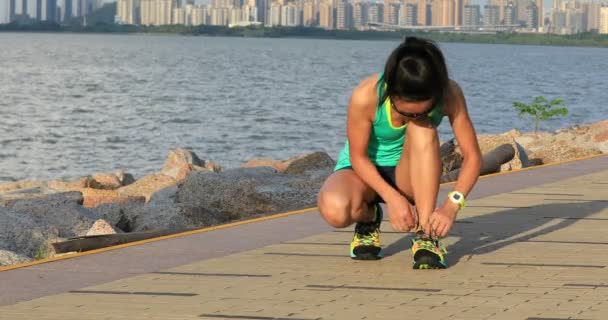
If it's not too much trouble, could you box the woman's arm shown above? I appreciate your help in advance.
[445,80,482,199]
[348,79,403,205]
[429,80,481,237]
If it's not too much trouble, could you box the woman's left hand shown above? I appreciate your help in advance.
[428,202,459,238]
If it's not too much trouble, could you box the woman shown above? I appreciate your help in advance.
[317,37,482,269]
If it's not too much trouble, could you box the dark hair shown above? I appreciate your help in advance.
[379,37,449,104]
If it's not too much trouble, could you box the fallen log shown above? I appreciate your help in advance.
[51,228,192,254]
[440,143,515,183]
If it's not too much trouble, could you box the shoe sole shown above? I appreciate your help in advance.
[350,246,382,260]
[412,254,446,269]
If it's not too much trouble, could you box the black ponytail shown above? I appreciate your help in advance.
[378,37,449,105]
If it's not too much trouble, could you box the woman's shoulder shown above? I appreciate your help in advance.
[350,73,382,111]
[441,79,466,116]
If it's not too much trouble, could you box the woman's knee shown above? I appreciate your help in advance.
[317,191,352,228]
[407,122,439,150]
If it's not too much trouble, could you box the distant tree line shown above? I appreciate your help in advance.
[1,20,607,48]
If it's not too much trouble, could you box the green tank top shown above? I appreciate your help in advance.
[334,73,445,171]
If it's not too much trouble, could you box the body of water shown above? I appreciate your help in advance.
[1,33,606,182]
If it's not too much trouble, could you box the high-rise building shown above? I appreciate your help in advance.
[385,2,398,25]
[432,0,454,26]
[584,2,601,31]
[353,1,368,29]
[159,0,174,25]
[490,0,508,24]
[281,4,300,26]
[255,0,268,24]
[117,0,139,24]
[319,0,333,28]
[453,0,468,26]
[416,0,427,25]
[0,1,9,23]
[191,5,208,25]
[399,3,417,26]
[336,0,353,29]
[515,0,530,24]
[62,0,72,21]
[463,4,479,25]
[484,4,499,25]
[303,0,315,26]
[599,7,608,34]
[525,1,537,28]
[367,2,383,24]
[504,1,516,25]
[269,2,281,25]
[210,7,229,24]
[140,0,154,25]
[9,0,17,22]
[173,6,185,24]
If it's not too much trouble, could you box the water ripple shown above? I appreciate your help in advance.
[0,34,606,182]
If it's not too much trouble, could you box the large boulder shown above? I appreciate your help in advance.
[241,151,336,174]
[0,181,45,193]
[7,191,100,238]
[124,186,191,232]
[90,170,136,190]
[89,198,146,233]
[86,219,123,236]
[469,131,531,172]
[117,173,178,202]
[175,166,328,229]
[514,121,607,164]
[162,148,222,181]
[439,139,463,174]
[0,187,83,207]
[0,249,32,267]
[0,206,60,259]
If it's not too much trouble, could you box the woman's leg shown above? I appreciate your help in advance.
[395,121,442,233]
[317,169,378,228]
[318,168,385,260]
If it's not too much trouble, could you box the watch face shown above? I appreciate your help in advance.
[453,194,461,200]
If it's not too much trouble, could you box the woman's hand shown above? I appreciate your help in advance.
[386,195,417,232]
[428,202,459,238]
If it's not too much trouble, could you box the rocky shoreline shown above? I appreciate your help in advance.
[1,120,606,267]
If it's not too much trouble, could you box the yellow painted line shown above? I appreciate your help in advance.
[0,207,318,272]
[1,152,605,273]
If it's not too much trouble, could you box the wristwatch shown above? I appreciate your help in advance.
[448,191,466,209]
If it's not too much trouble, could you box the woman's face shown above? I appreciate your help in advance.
[390,97,434,120]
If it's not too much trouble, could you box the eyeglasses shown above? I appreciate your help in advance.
[390,99,433,120]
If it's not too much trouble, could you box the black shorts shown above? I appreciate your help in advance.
[336,165,398,205]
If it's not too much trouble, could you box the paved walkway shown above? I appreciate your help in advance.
[1,155,607,320]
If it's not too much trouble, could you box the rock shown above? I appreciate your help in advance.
[0,187,77,207]
[8,192,100,238]
[439,139,463,174]
[4,191,84,208]
[461,133,531,172]
[283,151,336,175]
[241,158,284,172]
[90,170,136,190]
[243,151,336,175]
[46,177,90,191]
[529,141,603,164]
[0,206,59,259]
[89,198,145,233]
[118,173,178,202]
[86,219,122,236]
[0,249,32,267]
[162,148,222,181]
[127,186,191,232]
[0,181,45,193]
[76,188,145,208]
[175,166,325,229]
